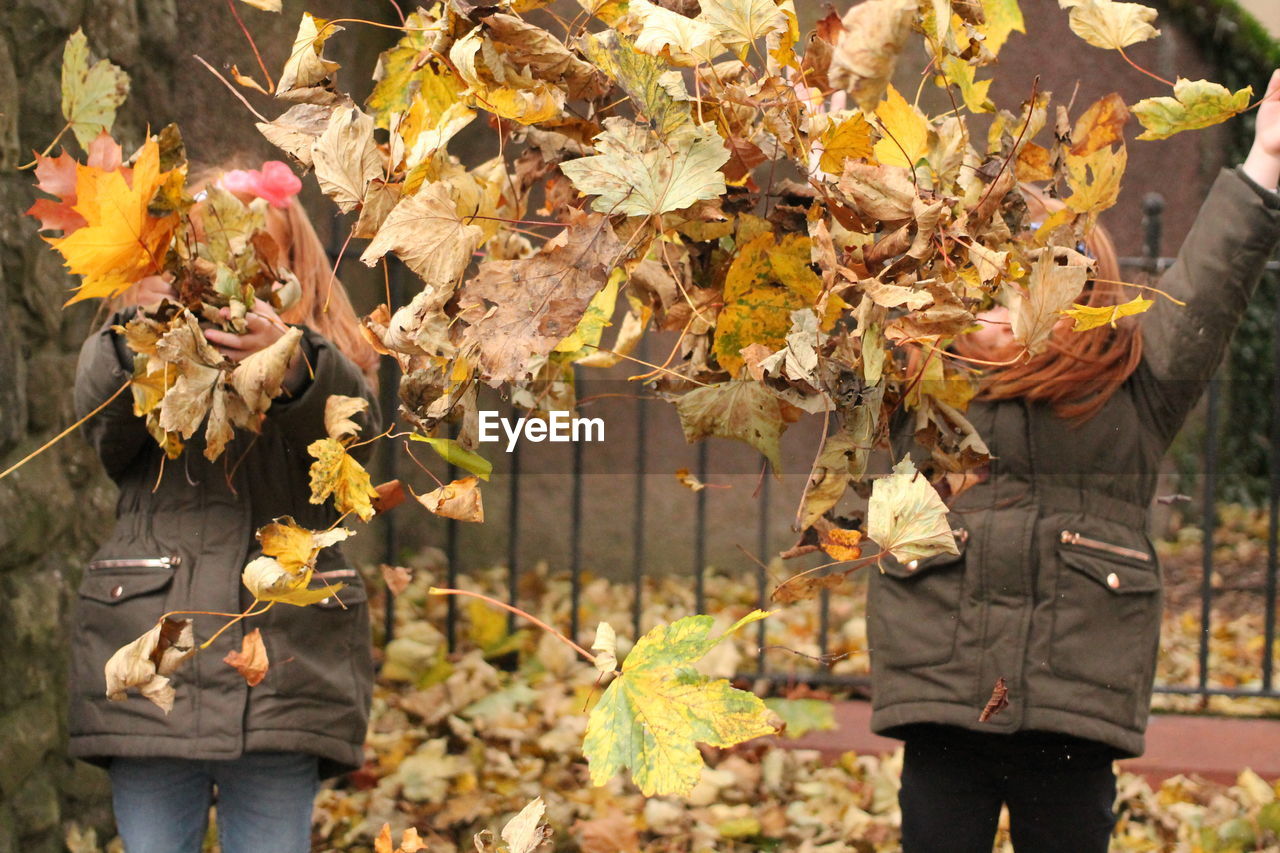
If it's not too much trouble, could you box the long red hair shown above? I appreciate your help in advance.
[954,190,1143,421]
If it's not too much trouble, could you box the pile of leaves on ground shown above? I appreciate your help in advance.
[311,556,1279,852]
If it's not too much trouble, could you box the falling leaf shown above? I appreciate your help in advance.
[308,437,380,521]
[938,56,993,114]
[1071,92,1130,156]
[458,211,624,382]
[60,29,130,148]
[819,527,863,562]
[817,112,876,175]
[416,476,485,523]
[560,119,729,217]
[829,0,919,112]
[979,676,1009,722]
[674,467,707,492]
[322,395,370,443]
[244,518,353,605]
[581,32,693,137]
[872,85,931,169]
[481,14,608,102]
[1064,143,1127,215]
[255,103,334,168]
[592,622,619,674]
[230,326,303,412]
[837,161,917,221]
[223,628,270,686]
[450,29,565,125]
[1007,250,1090,353]
[312,105,383,213]
[675,380,791,475]
[409,434,494,481]
[51,138,178,304]
[381,564,415,596]
[631,0,721,61]
[104,617,194,713]
[1061,0,1159,51]
[360,182,484,286]
[501,797,553,853]
[1132,78,1253,141]
[582,610,779,796]
[366,18,458,128]
[1062,294,1153,330]
[259,516,354,572]
[277,13,342,95]
[866,456,958,563]
[243,555,344,605]
[979,0,1025,55]
[699,0,789,57]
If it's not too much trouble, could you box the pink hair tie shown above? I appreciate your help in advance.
[219,161,302,208]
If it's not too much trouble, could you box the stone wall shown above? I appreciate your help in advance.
[0,3,390,849]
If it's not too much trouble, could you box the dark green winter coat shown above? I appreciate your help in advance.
[868,167,1280,757]
[68,314,379,777]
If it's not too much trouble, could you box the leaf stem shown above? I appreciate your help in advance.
[428,586,598,665]
[0,377,131,481]
[18,123,72,169]
[224,0,276,93]
[1116,47,1174,88]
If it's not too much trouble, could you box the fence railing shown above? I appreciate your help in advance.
[342,189,1280,704]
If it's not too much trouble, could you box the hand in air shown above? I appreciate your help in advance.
[203,298,289,362]
[1243,70,1280,188]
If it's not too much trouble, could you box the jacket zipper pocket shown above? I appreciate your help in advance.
[88,555,181,571]
[1058,531,1150,563]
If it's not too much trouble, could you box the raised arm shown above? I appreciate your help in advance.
[1136,71,1280,445]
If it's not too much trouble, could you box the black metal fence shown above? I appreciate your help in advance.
[343,191,1280,704]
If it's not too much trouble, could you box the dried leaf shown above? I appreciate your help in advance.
[104,617,194,713]
[817,112,875,175]
[360,182,484,286]
[1133,78,1252,141]
[820,527,863,562]
[631,0,721,61]
[560,119,729,217]
[277,13,342,95]
[830,0,918,112]
[978,676,1009,722]
[308,437,380,520]
[979,0,1025,55]
[674,467,707,491]
[873,84,930,168]
[230,326,303,412]
[1062,295,1153,330]
[675,380,790,475]
[458,211,623,382]
[866,456,958,563]
[501,797,553,853]
[592,622,619,673]
[1071,92,1130,156]
[381,564,415,596]
[312,105,382,212]
[582,610,778,796]
[256,103,334,168]
[1064,143,1127,215]
[1007,250,1090,353]
[416,476,485,523]
[323,394,370,442]
[223,628,270,686]
[581,32,693,138]
[1060,0,1159,51]
[60,29,130,148]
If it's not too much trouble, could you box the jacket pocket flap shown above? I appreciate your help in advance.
[879,528,969,579]
[1058,548,1160,595]
[80,569,175,604]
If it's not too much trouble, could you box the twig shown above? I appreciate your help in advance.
[428,586,602,667]
[0,377,131,481]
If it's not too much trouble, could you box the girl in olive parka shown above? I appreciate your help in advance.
[68,163,381,853]
[869,71,1280,852]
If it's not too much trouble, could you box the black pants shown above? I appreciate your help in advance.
[898,725,1119,853]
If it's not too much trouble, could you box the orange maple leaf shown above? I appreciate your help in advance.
[50,136,178,305]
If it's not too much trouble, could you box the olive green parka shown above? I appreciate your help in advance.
[68,315,379,777]
[868,167,1280,756]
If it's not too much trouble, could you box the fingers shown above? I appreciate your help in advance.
[1269,69,1280,97]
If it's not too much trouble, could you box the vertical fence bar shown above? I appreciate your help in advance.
[1142,193,1165,273]
[1198,378,1220,696]
[694,441,709,615]
[506,403,522,634]
[569,377,585,644]
[1265,302,1280,691]
[380,261,406,648]
[632,365,648,640]
[756,467,770,674]
[445,421,460,652]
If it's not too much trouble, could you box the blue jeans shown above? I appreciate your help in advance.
[109,752,319,853]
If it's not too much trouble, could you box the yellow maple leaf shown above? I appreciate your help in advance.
[1064,143,1127,215]
[307,437,379,522]
[818,112,876,175]
[52,138,178,305]
[582,610,778,796]
[1062,295,1153,330]
[979,0,1026,55]
[243,517,354,606]
[873,85,931,169]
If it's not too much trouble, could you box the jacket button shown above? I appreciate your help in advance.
[111,585,124,599]
[1106,572,1120,589]
[906,560,919,571]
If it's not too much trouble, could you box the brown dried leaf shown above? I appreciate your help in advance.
[381,564,414,596]
[223,628,270,687]
[979,675,1009,722]
[360,182,484,286]
[417,476,485,523]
